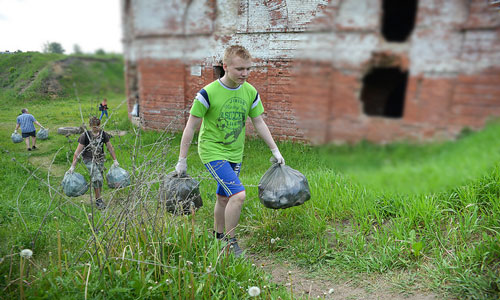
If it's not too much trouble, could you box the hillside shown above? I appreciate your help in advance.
[0,52,124,101]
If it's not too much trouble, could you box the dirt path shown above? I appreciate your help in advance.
[248,253,441,300]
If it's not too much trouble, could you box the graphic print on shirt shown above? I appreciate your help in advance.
[87,133,105,162]
[216,97,247,145]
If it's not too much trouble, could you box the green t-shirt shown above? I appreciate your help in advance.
[190,79,264,164]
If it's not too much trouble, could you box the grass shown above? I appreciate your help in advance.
[0,94,499,298]
[0,52,124,101]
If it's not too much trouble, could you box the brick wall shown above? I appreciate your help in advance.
[123,0,500,144]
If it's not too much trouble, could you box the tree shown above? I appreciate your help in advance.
[73,44,83,54]
[43,42,65,54]
[95,48,106,55]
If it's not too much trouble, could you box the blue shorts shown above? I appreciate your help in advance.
[204,160,244,197]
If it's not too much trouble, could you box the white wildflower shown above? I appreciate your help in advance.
[206,265,214,273]
[165,279,172,284]
[248,286,261,297]
[328,288,335,294]
[20,249,33,259]
[271,238,276,244]
[186,260,193,266]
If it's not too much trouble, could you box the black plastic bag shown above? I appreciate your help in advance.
[159,171,203,215]
[62,171,89,197]
[106,166,131,188]
[258,159,311,209]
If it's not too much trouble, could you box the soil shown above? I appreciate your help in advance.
[248,253,441,300]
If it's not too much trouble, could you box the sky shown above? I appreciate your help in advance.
[0,0,123,54]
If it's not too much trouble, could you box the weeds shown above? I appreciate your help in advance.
[0,94,499,299]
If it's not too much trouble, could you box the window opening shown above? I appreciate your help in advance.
[213,66,224,79]
[360,67,408,118]
[382,0,418,42]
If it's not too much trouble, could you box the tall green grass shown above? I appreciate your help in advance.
[0,95,499,299]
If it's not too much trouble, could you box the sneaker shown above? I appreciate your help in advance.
[95,198,106,210]
[27,148,31,151]
[227,238,244,258]
[32,145,37,149]
[213,230,225,240]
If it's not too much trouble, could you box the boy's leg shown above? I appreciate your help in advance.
[100,111,104,120]
[85,161,106,209]
[24,137,30,150]
[94,187,101,199]
[205,160,244,238]
[32,136,37,148]
[224,191,246,238]
[214,195,229,235]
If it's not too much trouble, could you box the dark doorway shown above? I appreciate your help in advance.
[382,0,418,42]
[360,68,408,118]
[213,66,224,79]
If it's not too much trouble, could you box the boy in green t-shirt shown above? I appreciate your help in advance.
[175,45,285,257]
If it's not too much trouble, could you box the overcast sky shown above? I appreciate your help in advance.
[0,0,123,54]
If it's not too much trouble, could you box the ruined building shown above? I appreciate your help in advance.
[121,0,500,144]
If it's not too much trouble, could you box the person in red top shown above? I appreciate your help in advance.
[99,98,109,120]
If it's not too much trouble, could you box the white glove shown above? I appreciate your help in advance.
[112,160,120,168]
[175,157,187,176]
[68,166,75,174]
[14,129,17,134]
[271,148,285,165]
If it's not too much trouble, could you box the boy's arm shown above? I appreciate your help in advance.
[106,141,119,167]
[251,115,285,165]
[176,114,202,175]
[34,120,44,129]
[69,143,85,172]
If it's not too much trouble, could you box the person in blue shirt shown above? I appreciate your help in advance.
[15,108,45,151]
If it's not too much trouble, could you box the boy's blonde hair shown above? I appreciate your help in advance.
[223,45,252,65]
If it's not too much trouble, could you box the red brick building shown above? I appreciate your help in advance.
[121,0,500,144]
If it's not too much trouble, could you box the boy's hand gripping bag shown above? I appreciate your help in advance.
[36,128,49,140]
[258,158,311,209]
[11,132,23,143]
[106,165,131,188]
[61,171,89,197]
[159,171,203,215]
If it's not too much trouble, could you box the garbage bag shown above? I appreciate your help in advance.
[106,165,131,188]
[11,132,23,143]
[62,171,89,197]
[159,171,203,215]
[258,159,311,209]
[37,128,49,140]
